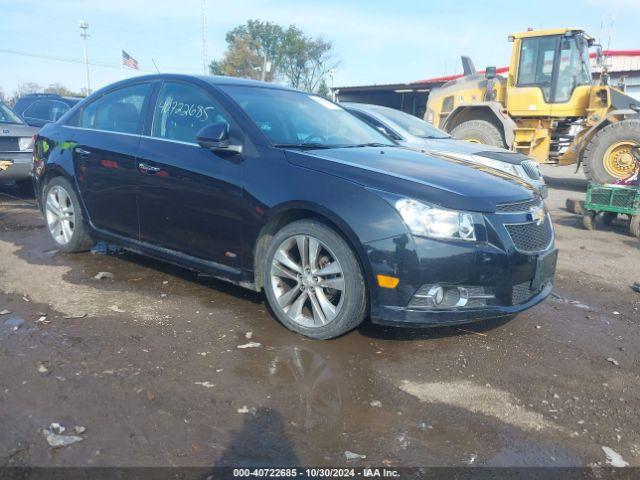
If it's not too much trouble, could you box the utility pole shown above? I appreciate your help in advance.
[260,55,270,82]
[201,0,208,74]
[79,21,91,94]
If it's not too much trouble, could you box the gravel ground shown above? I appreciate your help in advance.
[0,165,638,469]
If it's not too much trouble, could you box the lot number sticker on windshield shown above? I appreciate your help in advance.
[309,96,341,110]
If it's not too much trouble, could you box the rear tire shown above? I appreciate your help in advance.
[263,219,367,339]
[582,119,640,184]
[42,177,95,253]
[15,179,34,197]
[450,120,506,148]
[631,215,640,238]
[582,211,597,231]
[602,211,617,226]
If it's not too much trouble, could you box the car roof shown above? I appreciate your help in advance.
[96,74,302,93]
[343,102,394,113]
[19,93,83,100]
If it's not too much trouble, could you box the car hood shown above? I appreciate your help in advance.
[285,146,535,213]
[403,137,529,165]
[0,122,39,137]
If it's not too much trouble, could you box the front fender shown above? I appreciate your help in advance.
[247,152,415,307]
[444,102,517,148]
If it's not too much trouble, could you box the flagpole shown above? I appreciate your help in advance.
[120,47,124,80]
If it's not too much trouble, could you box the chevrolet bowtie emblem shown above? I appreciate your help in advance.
[531,207,545,225]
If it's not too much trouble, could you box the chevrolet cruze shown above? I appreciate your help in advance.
[33,75,557,339]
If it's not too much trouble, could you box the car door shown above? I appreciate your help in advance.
[135,80,246,269]
[72,82,153,238]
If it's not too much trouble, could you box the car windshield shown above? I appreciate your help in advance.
[220,86,394,148]
[0,103,24,125]
[367,105,450,139]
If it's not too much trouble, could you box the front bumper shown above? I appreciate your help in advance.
[373,282,552,327]
[0,152,32,181]
[365,208,556,328]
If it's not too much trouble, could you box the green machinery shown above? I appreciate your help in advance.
[582,183,640,237]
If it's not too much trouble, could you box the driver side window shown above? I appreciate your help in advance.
[152,82,230,144]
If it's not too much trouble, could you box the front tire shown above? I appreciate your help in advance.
[450,119,507,148]
[42,177,94,253]
[582,211,597,231]
[582,119,640,184]
[263,219,367,339]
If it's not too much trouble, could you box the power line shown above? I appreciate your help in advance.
[0,47,200,73]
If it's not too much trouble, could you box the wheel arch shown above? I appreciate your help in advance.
[578,112,640,179]
[252,202,374,293]
[36,166,75,212]
[443,102,517,148]
[576,109,639,163]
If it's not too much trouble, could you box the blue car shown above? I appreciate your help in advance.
[32,75,557,339]
[14,93,81,127]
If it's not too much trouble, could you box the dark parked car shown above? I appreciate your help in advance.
[0,102,38,190]
[33,75,557,339]
[344,102,547,197]
[14,93,81,127]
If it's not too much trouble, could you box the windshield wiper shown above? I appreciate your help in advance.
[274,143,335,149]
[342,142,395,148]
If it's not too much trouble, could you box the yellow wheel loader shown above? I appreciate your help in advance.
[424,28,640,184]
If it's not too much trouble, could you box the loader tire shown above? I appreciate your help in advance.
[582,119,640,184]
[450,120,507,148]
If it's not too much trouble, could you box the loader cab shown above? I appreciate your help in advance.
[506,29,593,117]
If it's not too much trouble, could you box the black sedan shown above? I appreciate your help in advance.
[32,75,557,339]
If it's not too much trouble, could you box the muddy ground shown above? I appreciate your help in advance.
[0,165,638,468]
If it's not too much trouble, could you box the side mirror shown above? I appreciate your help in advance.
[485,66,497,80]
[196,122,242,154]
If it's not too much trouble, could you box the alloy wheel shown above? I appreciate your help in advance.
[45,185,75,245]
[270,235,345,328]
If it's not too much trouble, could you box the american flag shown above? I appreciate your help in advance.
[122,50,139,70]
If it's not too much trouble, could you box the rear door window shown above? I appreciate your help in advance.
[80,83,151,134]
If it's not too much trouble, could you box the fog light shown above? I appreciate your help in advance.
[427,285,444,305]
[409,285,495,309]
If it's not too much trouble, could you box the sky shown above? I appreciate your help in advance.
[1,0,639,97]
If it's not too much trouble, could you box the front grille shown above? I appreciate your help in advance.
[521,160,541,180]
[496,198,541,213]
[0,137,19,152]
[505,217,553,253]
[512,282,536,305]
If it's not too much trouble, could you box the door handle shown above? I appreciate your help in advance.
[138,162,161,174]
[75,147,91,158]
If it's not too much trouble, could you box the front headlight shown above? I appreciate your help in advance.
[18,136,34,152]
[395,198,477,241]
